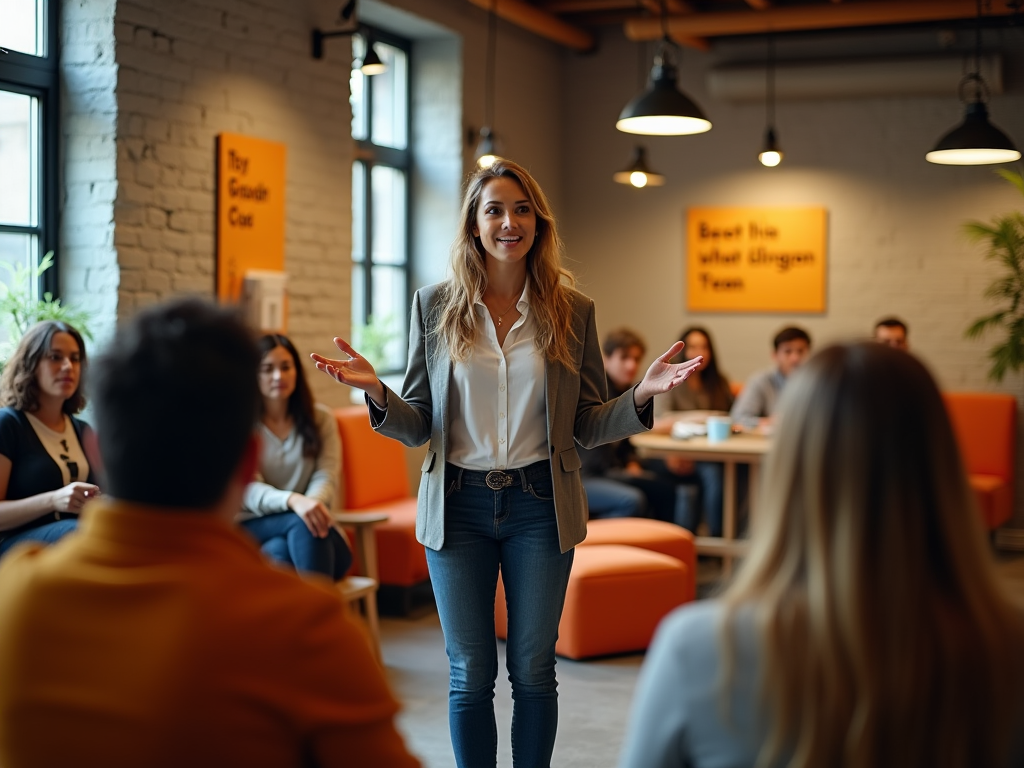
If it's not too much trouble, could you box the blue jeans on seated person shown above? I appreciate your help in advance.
[0,518,78,557]
[582,476,646,519]
[672,461,724,537]
[429,460,574,768]
[241,511,352,580]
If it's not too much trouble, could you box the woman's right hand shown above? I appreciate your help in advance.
[310,338,386,407]
[50,482,101,514]
[287,493,332,538]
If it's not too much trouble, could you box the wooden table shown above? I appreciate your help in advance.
[630,431,771,575]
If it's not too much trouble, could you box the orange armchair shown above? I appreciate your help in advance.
[943,392,1017,529]
[334,407,430,603]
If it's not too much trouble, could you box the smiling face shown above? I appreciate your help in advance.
[34,332,82,404]
[258,345,298,404]
[472,177,537,268]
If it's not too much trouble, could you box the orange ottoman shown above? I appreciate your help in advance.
[580,518,696,602]
[495,544,690,660]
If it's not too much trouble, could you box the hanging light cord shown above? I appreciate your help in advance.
[766,35,775,129]
[485,0,497,130]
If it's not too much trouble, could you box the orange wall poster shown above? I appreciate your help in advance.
[686,207,828,313]
[216,133,286,302]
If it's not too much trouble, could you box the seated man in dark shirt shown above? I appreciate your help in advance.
[579,328,676,520]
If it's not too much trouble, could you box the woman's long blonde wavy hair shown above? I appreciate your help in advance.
[435,159,578,369]
[722,343,1024,768]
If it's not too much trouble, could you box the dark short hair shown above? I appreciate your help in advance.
[258,334,321,458]
[0,321,88,414]
[90,298,260,508]
[875,316,909,335]
[773,326,811,350]
[602,327,646,358]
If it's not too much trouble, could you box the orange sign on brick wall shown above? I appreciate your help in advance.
[686,207,828,313]
[216,133,286,301]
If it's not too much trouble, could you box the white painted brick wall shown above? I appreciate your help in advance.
[97,0,355,405]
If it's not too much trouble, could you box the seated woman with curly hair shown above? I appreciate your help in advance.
[239,333,352,580]
[0,321,99,557]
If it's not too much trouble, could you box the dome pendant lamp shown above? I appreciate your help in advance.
[758,36,783,167]
[926,2,1020,166]
[613,146,666,188]
[616,1,710,137]
[475,1,503,169]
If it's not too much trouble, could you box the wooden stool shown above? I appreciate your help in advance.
[495,544,690,660]
[580,518,696,601]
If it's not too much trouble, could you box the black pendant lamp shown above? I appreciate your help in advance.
[475,1,502,168]
[359,41,386,76]
[758,36,783,167]
[613,146,666,188]
[616,1,710,137]
[926,3,1020,166]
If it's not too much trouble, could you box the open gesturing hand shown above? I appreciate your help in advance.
[633,341,703,408]
[310,338,386,406]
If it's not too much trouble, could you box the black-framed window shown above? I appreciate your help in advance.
[350,26,410,375]
[0,0,60,301]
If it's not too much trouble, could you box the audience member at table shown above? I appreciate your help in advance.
[240,333,352,580]
[619,342,1024,768]
[874,316,909,350]
[658,326,734,536]
[730,326,811,428]
[0,321,100,558]
[0,299,421,768]
[579,328,677,520]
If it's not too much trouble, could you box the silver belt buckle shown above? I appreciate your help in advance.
[485,470,513,490]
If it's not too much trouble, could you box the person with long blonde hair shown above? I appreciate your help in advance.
[312,159,702,768]
[620,342,1024,768]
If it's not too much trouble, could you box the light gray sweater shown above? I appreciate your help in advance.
[240,403,340,519]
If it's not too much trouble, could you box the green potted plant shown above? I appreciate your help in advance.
[965,168,1024,382]
[0,252,94,369]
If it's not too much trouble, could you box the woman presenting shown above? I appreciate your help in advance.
[313,159,701,768]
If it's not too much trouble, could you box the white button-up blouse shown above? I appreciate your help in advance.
[446,282,548,471]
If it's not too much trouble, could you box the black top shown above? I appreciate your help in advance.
[0,406,98,505]
[578,377,638,477]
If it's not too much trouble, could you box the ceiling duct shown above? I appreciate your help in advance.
[707,54,1003,102]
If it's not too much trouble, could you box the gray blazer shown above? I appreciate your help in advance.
[369,282,652,553]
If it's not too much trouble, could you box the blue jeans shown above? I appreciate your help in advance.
[429,461,574,768]
[241,511,352,579]
[0,518,78,557]
[582,476,646,518]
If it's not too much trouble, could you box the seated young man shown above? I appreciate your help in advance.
[731,326,812,428]
[579,328,676,521]
[874,316,909,350]
[0,299,420,768]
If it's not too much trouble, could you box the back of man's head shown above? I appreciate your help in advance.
[602,327,646,358]
[90,298,260,509]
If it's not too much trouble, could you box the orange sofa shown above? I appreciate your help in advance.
[943,392,1017,530]
[334,407,429,603]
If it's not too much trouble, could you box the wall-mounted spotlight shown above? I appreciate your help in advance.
[311,1,387,76]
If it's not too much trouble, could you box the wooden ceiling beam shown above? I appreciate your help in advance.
[466,0,595,51]
[624,0,1015,40]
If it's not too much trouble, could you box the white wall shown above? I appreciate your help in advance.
[558,26,1024,524]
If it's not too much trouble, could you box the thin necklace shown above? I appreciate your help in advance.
[488,287,523,327]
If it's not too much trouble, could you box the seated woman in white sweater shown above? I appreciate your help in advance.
[240,334,351,579]
[620,342,1024,768]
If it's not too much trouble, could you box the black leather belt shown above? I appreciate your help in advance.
[447,459,550,491]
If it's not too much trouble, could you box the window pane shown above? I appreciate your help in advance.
[351,263,366,327]
[370,42,408,150]
[0,232,39,303]
[0,90,39,227]
[350,37,368,141]
[0,0,45,56]
[370,165,406,266]
[371,265,407,371]
[352,161,365,264]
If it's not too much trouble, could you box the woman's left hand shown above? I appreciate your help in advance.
[633,342,703,408]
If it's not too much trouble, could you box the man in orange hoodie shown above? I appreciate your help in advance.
[0,298,420,768]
